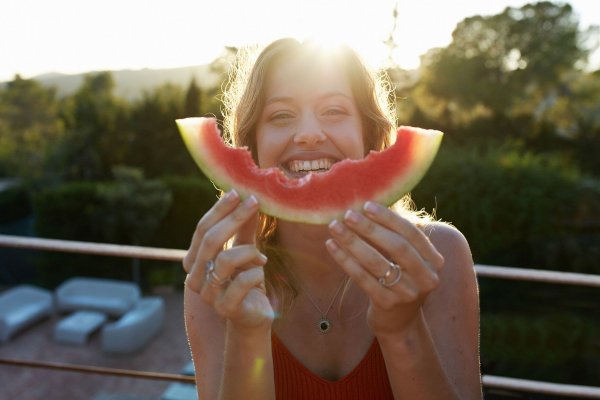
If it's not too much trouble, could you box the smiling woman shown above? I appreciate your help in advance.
[182,38,482,400]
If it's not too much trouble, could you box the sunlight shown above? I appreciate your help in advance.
[1,0,598,80]
[252,356,266,381]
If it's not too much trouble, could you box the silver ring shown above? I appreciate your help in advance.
[378,262,403,287]
[206,260,230,288]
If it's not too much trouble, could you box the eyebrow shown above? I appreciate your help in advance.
[265,91,353,105]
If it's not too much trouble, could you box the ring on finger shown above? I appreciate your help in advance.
[206,259,230,288]
[378,261,403,287]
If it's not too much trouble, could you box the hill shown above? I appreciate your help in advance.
[1,64,223,100]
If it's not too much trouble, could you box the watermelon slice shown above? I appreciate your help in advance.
[176,117,442,225]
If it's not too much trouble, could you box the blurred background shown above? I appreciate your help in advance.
[0,1,599,399]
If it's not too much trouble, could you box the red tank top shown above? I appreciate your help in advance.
[271,332,395,399]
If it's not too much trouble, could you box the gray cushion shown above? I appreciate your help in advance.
[0,285,53,343]
[101,297,165,354]
[56,277,140,317]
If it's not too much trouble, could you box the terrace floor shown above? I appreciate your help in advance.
[0,289,192,400]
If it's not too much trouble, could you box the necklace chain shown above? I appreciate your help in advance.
[303,276,347,318]
[303,276,348,333]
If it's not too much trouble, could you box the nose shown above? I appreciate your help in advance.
[293,116,325,147]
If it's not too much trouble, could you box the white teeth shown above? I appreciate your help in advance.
[288,158,334,173]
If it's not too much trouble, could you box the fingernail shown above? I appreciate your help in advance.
[363,201,378,214]
[226,189,239,201]
[344,209,359,224]
[325,239,339,251]
[258,253,268,264]
[328,220,344,234]
[246,195,258,207]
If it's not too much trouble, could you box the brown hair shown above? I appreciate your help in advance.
[221,38,424,317]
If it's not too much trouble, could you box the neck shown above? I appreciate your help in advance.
[276,220,347,294]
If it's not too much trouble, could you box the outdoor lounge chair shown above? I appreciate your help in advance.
[0,285,53,343]
[101,296,165,354]
[55,277,140,317]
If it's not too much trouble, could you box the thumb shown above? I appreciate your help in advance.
[233,210,259,246]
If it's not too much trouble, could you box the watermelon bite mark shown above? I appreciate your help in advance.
[177,117,442,225]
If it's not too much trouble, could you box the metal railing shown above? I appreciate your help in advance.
[0,233,599,398]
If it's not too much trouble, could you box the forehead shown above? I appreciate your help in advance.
[265,54,353,99]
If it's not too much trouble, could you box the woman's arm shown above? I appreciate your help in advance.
[378,223,482,400]
[185,274,277,400]
[220,322,275,400]
[326,205,482,400]
[183,191,276,400]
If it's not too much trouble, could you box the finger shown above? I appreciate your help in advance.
[197,195,259,264]
[213,245,267,283]
[187,243,265,298]
[363,202,444,271]
[185,197,259,293]
[329,218,438,292]
[194,245,267,304]
[233,207,260,246]
[214,267,265,318]
[328,219,395,277]
[325,239,418,307]
[183,190,240,273]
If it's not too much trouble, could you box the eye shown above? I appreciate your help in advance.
[322,107,348,117]
[270,112,294,121]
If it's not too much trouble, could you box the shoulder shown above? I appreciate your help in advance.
[421,221,473,274]
[418,221,477,309]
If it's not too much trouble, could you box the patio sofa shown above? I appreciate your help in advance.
[0,285,53,343]
[101,296,165,354]
[55,277,140,317]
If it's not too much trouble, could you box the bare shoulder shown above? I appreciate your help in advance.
[419,220,476,307]
[422,221,472,263]
[419,221,474,283]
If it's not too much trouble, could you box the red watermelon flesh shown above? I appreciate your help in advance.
[176,117,442,224]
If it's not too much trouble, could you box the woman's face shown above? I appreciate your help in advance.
[255,55,364,178]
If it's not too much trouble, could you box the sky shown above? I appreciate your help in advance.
[1,0,599,81]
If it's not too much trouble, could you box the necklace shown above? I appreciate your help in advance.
[301,276,348,334]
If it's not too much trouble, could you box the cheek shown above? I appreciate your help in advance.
[330,117,365,159]
[255,128,290,168]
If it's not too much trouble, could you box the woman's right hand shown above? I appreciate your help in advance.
[183,189,274,332]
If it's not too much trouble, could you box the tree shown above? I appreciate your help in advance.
[419,2,591,121]
[184,78,202,117]
[50,72,129,181]
[0,75,64,182]
[127,84,199,177]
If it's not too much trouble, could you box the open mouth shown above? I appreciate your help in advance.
[280,158,337,178]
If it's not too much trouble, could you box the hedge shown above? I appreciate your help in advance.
[31,174,218,288]
[0,183,31,224]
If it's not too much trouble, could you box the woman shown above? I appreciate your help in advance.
[183,38,482,400]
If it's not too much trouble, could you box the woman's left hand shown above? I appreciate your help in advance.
[326,201,445,338]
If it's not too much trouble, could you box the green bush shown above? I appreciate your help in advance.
[31,173,218,288]
[411,141,599,272]
[140,175,218,288]
[33,181,104,241]
[32,181,128,287]
[152,175,218,249]
[481,312,599,385]
[32,169,176,288]
[0,183,31,223]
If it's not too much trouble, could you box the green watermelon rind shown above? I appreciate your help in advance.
[176,118,442,224]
